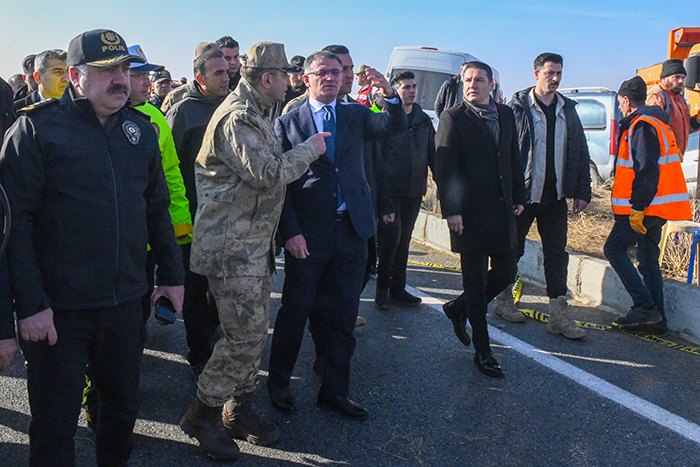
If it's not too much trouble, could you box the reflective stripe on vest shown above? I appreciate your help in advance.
[611,114,691,221]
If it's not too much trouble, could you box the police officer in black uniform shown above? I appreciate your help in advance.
[0,29,185,467]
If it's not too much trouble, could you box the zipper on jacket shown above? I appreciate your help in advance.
[105,128,120,305]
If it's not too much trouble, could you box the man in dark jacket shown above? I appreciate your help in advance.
[435,61,526,378]
[0,76,15,373]
[166,42,229,380]
[12,54,38,101]
[216,36,242,92]
[0,29,184,466]
[375,70,435,309]
[13,49,69,112]
[605,76,692,335]
[507,53,591,339]
[434,62,467,118]
[269,50,406,419]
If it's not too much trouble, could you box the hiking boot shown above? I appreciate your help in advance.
[375,288,389,309]
[390,289,422,307]
[223,393,280,446]
[546,297,586,339]
[491,285,525,323]
[616,305,663,332]
[180,397,240,461]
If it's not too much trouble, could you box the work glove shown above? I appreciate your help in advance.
[629,209,647,235]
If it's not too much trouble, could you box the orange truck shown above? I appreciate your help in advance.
[637,27,700,118]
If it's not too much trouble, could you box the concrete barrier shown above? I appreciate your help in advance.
[412,210,700,339]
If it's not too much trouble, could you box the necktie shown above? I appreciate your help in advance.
[322,105,336,162]
[322,105,344,209]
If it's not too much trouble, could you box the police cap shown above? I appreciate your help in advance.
[68,29,145,68]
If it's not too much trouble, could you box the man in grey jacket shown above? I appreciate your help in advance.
[507,53,591,339]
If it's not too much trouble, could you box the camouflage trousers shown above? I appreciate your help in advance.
[197,275,273,407]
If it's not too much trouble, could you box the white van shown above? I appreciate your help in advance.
[385,46,502,128]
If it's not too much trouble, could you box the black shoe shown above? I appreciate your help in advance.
[316,393,369,420]
[390,289,422,307]
[443,300,471,347]
[616,305,663,332]
[375,288,389,309]
[267,380,297,414]
[474,351,504,378]
[653,321,668,336]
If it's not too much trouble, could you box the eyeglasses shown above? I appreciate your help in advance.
[305,69,342,79]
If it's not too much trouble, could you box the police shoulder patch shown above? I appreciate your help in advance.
[122,120,141,145]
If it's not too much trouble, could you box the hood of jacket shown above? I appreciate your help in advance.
[620,104,671,133]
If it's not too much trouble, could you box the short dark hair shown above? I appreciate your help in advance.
[391,70,415,87]
[322,44,350,56]
[22,54,37,75]
[534,53,563,71]
[216,36,239,50]
[464,61,493,82]
[303,51,342,74]
[34,49,67,75]
[193,45,224,77]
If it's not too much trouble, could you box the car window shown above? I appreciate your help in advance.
[391,69,451,111]
[574,99,607,130]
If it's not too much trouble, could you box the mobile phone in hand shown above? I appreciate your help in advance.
[155,297,176,326]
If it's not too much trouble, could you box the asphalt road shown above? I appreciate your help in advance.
[3,240,700,466]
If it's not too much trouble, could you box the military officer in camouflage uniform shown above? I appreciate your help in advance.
[179,41,329,461]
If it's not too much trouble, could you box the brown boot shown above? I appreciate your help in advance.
[180,397,240,460]
[223,393,281,446]
[491,285,526,323]
[546,297,586,339]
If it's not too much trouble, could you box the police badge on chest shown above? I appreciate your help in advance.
[122,120,141,145]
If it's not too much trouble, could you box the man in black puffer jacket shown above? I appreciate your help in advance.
[507,53,591,339]
[375,71,435,309]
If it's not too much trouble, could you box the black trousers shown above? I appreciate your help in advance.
[269,215,367,398]
[377,196,422,292]
[516,197,569,299]
[459,251,517,353]
[180,242,218,367]
[21,300,145,467]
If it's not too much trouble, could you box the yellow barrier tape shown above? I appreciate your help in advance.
[518,308,700,357]
[407,259,462,272]
[410,262,700,357]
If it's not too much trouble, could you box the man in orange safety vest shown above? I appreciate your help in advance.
[604,76,692,335]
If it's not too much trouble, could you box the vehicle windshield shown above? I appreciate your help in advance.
[392,68,452,111]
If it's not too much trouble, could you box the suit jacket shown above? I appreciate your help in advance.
[275,98,406,244]
[434,102,526,255]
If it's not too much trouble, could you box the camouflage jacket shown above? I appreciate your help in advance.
[190,78,320,278]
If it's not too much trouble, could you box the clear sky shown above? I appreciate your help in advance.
[0,0,694,98]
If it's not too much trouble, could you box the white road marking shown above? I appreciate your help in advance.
[406,284,700,445]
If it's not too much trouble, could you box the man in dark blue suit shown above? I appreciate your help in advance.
[268,50,406,420]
